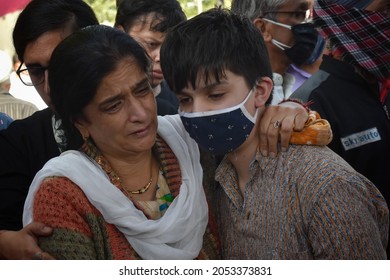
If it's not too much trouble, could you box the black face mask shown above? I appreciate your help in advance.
[264,19,326,65]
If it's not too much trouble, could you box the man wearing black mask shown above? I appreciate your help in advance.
[231,0,325,104]
[291,0,390,258]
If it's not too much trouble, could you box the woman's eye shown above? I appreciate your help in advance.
[135,87,153,96]
[104,101,122,113]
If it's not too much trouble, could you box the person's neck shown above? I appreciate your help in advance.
[269,50,290,75]
[104,150,155,186]
[226,128,259,195]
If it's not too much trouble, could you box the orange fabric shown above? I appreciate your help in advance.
[290,111,333,145]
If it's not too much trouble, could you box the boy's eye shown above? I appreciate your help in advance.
[209,93,224,100]
[144,41,160,51]
[178,96,192,105]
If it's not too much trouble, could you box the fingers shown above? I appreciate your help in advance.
[32,251,43,260]
[263,122,280,157]
[258,102,310,157]
[32,251,55,260]
[293,112,309,131]
[258,105,277,157]
[279,117,294,151]
[25,222,52,237]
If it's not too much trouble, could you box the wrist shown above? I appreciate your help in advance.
[279,98,311,113]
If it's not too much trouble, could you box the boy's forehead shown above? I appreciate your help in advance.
[129,12,164,31]
[184,69,245,90]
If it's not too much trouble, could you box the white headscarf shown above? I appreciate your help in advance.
[23,115,208,259]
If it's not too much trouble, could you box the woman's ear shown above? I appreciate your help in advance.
[254,77,273,108]
[253,18,272,42]
[74,118,90,141]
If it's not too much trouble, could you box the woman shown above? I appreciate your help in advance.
[23,25,219,259]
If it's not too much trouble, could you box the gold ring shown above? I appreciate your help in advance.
[273,120,281,129]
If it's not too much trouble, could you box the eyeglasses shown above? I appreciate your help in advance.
[263,9,312,23]
[16,63,48,86]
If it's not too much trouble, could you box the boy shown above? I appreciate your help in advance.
[160,8,388,259]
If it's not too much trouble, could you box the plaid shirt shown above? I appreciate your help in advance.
[314,0,390,82]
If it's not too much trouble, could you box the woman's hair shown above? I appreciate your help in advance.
[49,25,151,133]
[161,8,272,96]
[114,0,186,33]
[13,0,99,62]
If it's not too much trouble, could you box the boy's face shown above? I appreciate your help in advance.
[176,70,267,115]
[124,13,165,88]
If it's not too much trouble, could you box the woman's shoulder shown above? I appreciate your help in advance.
[35,176,98,217]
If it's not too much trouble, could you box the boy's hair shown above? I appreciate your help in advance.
[161,8,273,95]
[13,0,99,62]
[114,0,186,33]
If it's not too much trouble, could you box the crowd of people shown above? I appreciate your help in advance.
[0,0,388,260]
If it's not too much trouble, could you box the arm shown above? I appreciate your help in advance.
[32,177,98,259]
[0,223,54,260]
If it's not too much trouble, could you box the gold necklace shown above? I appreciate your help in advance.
[125,158,154,195]
[127,177,153,194]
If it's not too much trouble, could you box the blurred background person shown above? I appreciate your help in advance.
[0,49,38,120]
[114,0,184,115]
[9,54,47,110]
[231,0,326,104]
[291,0,390,257]
[0,112,13,131]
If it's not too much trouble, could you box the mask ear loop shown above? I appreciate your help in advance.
[261,18,293,50]
[243,81,265,124]
[271,39,291,50]
[262,17,292,30]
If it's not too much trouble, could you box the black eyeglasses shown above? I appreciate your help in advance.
[16,63,48,86]
[263,9,311,23]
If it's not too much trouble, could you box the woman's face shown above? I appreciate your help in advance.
[76,58,158,159]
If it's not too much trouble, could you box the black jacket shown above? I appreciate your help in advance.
[292,55,390,214]
[0,108,81,230]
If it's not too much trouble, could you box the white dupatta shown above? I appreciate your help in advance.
[23,115,208,260]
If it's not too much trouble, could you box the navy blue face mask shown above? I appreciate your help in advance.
[263,18,326,65]
[179,89,258,156]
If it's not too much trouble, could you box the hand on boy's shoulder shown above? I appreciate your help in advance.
[290,111,333,146]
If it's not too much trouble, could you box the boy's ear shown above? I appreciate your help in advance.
[254,77,273,107]
[253,18,272,42]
